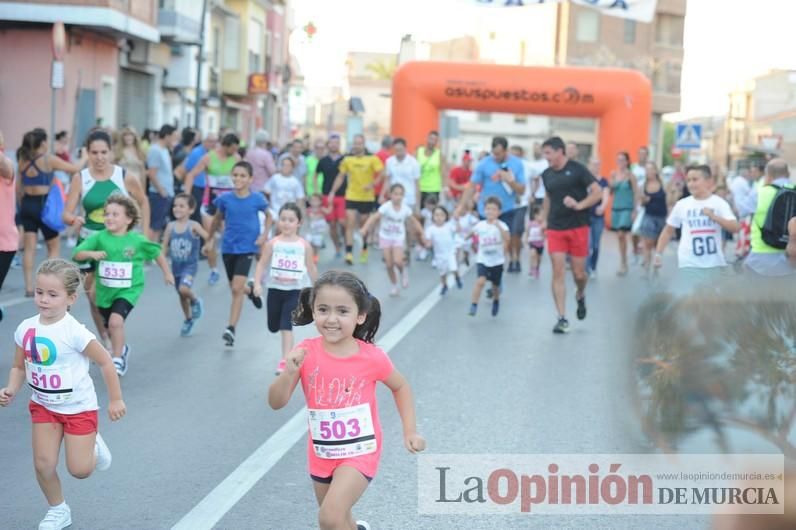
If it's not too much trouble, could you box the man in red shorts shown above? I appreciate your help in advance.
[541,136,602,334]
[314,134,346,257]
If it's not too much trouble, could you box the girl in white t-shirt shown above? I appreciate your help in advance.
[264,157,305,229]
[654,166,739,284]
[422,206,463,295]
[525,206,546,279]
[0,259,126,530]
[254,203,319,375]
[360,184,424,297]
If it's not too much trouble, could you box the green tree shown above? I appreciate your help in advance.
[661,121,675,167]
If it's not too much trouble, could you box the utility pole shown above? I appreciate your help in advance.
[194,0,208,130]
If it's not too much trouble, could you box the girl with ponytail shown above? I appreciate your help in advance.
[269,270,425,530]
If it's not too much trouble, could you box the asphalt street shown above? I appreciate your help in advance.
[1,236,717,529]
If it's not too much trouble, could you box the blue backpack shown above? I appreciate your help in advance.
[41,175,66,232]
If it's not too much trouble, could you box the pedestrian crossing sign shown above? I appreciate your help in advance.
[675,123,702,149]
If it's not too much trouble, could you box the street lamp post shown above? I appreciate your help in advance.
[194,0,208,130]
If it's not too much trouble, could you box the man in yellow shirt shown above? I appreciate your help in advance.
[328,134,384,265]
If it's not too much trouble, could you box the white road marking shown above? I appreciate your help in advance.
[171,280,450,530]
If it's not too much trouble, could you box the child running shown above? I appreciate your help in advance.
[0,258,126,530]
[73,195,173,375]
[265,156,305,229]
[307,193,329,264]
[455,200,479,267]
[268,270,425,530]
[161,193,210,337]
[468,196,510,317]
[359,183,423,297]
[253,202,319,375]
[422,205,463,295]
[654,164,739,287]
[526,206,546,279]
[205,161,270,347]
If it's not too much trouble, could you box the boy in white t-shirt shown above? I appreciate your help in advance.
[654,165,740,282]
[264,157,305,222]
[468,196,509,317]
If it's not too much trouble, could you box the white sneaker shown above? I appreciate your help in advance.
[389,286,399,297]
[39,503,71,530]
[94,432,112,471]
[356,521,371,530]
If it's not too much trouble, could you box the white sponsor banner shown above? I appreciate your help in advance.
[469,0,658,23]
[418,454,784,515]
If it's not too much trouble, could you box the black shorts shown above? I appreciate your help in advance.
[477,263,504,287]
[20,194,59,241]
[311,472,373,484]
[222,253,254,281]
[203,188,229,217]
[190,186,205,224]
[345,200,374,215]
[98,298,135,328]
[529,243,545,256]
[267,288,300,332]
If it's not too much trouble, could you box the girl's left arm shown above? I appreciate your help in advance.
[383,369,426,453]
[305,240,318,282]
[83,340,126,421]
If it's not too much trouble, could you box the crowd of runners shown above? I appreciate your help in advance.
[1,122,795,530]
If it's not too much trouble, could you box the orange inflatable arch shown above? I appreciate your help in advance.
[390,61,652,178]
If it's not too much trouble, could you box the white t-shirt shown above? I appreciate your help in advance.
[264,173,305,217]
[528,158,549,199]
[666,194,736,269]
[425,221,458,260]
[631,163,647,187]
[308,212,328,247]
[473,220,509,267]
[14,313,98,415]
[526,219,545,246]
[730,176,753,216]
[269,237,308,290]
[519,159,533,207]
[378,201,413,242]
[456,213,479,249]
[386,155,420,207]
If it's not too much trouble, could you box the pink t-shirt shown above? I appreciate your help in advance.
[298,336,394,479]
[245,146,277,193]
[0,172,18,252]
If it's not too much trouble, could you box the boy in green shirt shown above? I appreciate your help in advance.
[74,195,173,376]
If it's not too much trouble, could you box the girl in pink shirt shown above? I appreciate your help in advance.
[269,270,425,530]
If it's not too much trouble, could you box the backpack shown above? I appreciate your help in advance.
[761,184,796,249]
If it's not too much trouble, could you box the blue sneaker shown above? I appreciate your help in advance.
[440,285,448,296]
[0,305,4,323]
[208,270,220,286]
[10,254,21,269]
[455,276,463,289]
[468,303,477,316]
[191,297,204,320]
[491,300,500,317]
[180,319,195,337]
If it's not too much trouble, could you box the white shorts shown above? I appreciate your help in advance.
[433,253,458,274]
[309,234,324,248]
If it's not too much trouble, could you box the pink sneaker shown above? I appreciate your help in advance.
[401,271,409,289]
[275,359,287,375]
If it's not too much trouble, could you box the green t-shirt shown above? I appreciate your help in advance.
[305,155,322,195]
[73,230,161,308]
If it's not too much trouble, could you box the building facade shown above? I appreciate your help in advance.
[0,0,160,149]
[0,0,292,155]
